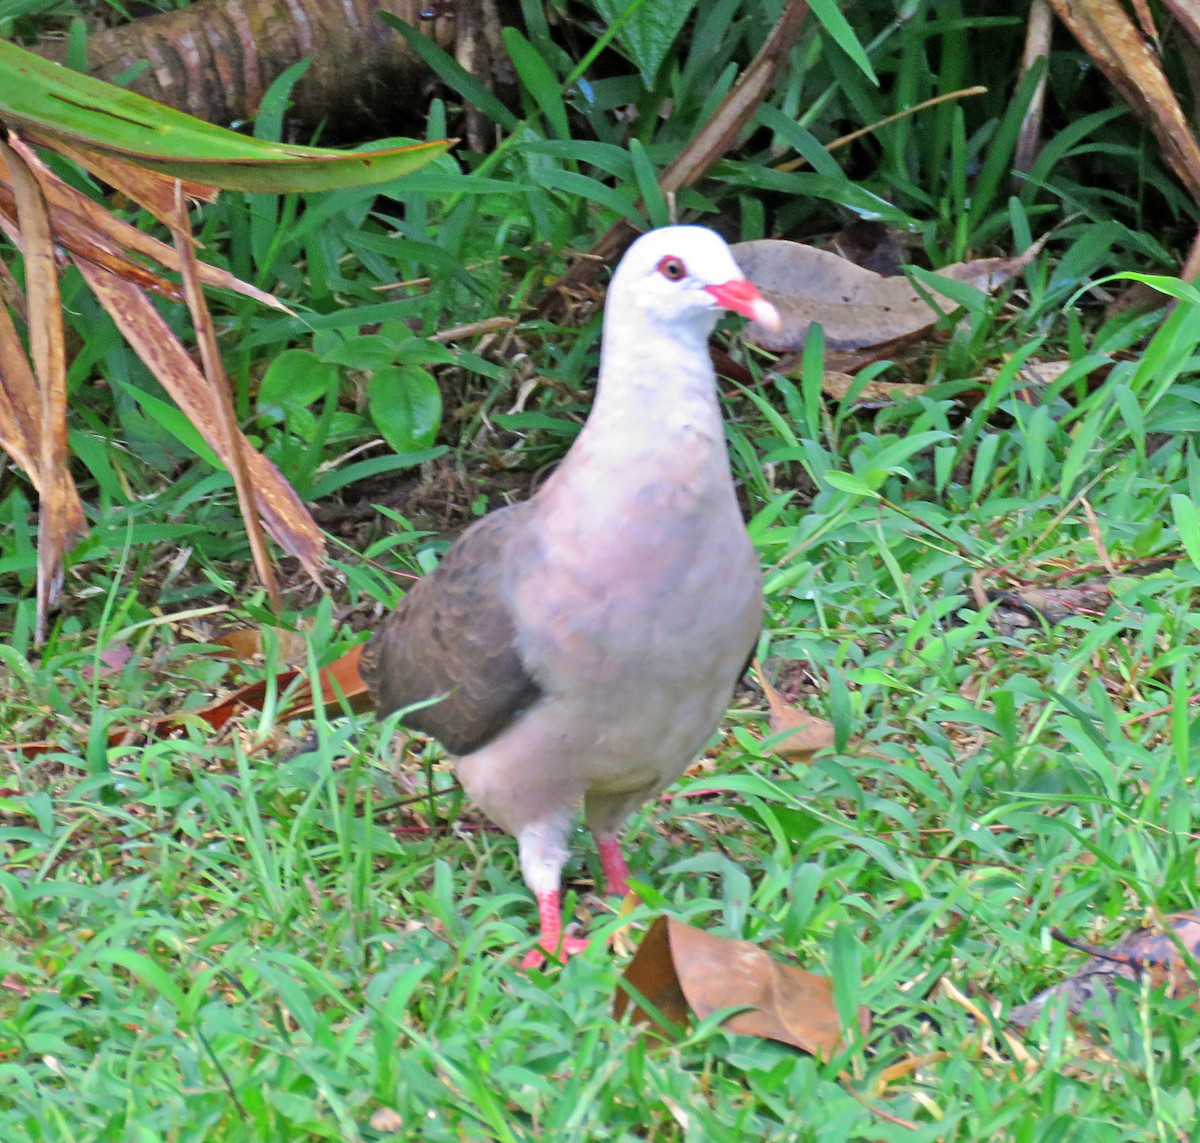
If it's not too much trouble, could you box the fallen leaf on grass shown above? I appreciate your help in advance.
[78,642,134,680]
[733,234,1049,354]
[755,662,835,762]
[6,643,372,759]
[210,626,309,668]
[614,915,869,1057]
[813,355,1081,410]
[940,976,1035,1068]
[985,581,1113,634]
[1,973,31,998]
[1009,911,1200,1031]
[275,643,372,720]
[973,555,1177,637]
[1104,278,1170,319]
[870,1049,953,1093]
[368,1108,405,1133]
[158,641,371,733]
[974,356,1080,392]
[818,370,930,405]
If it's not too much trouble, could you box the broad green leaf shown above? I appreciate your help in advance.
[594,0,699,86]
[254,58,310,144]
[94,949,188,1013]
[905,266,988,313]
[367,365,442,454]
[0,38,449,193]
[125,387,219,468]
[321,336,401,371]
[0,0,58,19]
[823,471,879,497]
[258,350,338,412]
[629,138,669,227]
[396,339,454,367]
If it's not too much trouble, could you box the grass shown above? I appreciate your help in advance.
[5,0,1200,1138]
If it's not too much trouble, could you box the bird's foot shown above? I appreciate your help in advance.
[520,932,589,970]
[521,890,588,969]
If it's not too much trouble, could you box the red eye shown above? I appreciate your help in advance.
[657,255,687,281]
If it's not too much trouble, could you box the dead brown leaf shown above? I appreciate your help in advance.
[0,125,310,640]
[170,185,281,609]
[368,1108,405,1134]
[733,234,1049,353]
[0,134,87,641]
[819,370,929,405]
[615,915,869,1057]
[1164,0,1200,51]
[0,138,284,312]
[280,643,373,720]
[827,219,914,277]
[4,642,371,758]
[1015,0,1054,178]
[1,973,31,998]
[975,357,1077,390]
[27,131,218,224]
[986,580,1113,635]
[756,664,835,763]
[79,642,135,680]
[0,291,61,491]
[1104,277,1170,319]
[210,627,309,667]
[1009,911,1200,1031]
[811,355,1077,409]
[154,642,370,736]
[1048,0,1200,203]
[73,255,324,583]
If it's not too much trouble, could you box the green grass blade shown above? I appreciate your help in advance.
[502,26,570,139]
[380,12,519,132]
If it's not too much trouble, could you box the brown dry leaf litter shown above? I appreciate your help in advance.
[0,125,319,637]
[732,234,1049,355]
[210,626,310,668]
[1048,0,1200,204]
[615,915,869,1057]
[1009,911,1200,1032]
[755,663,835,763]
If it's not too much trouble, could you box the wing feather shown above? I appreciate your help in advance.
[359,504,542,755]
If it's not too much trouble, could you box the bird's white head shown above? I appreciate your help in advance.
[607,225,781,336]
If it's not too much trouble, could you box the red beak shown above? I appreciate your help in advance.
[705,278,781,331]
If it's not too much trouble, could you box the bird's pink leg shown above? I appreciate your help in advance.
[520,890,589,969]
[517,820,587,969]
[595,834,631,898]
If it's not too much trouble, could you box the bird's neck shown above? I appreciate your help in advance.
[577,306,724,451]
[536,314,734,524]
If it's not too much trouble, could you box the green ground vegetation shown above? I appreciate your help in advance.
[2,1,1200,1139]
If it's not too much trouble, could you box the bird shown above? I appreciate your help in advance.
[359,225,780,967]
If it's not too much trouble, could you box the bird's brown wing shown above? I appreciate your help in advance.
[359,504,542,756]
